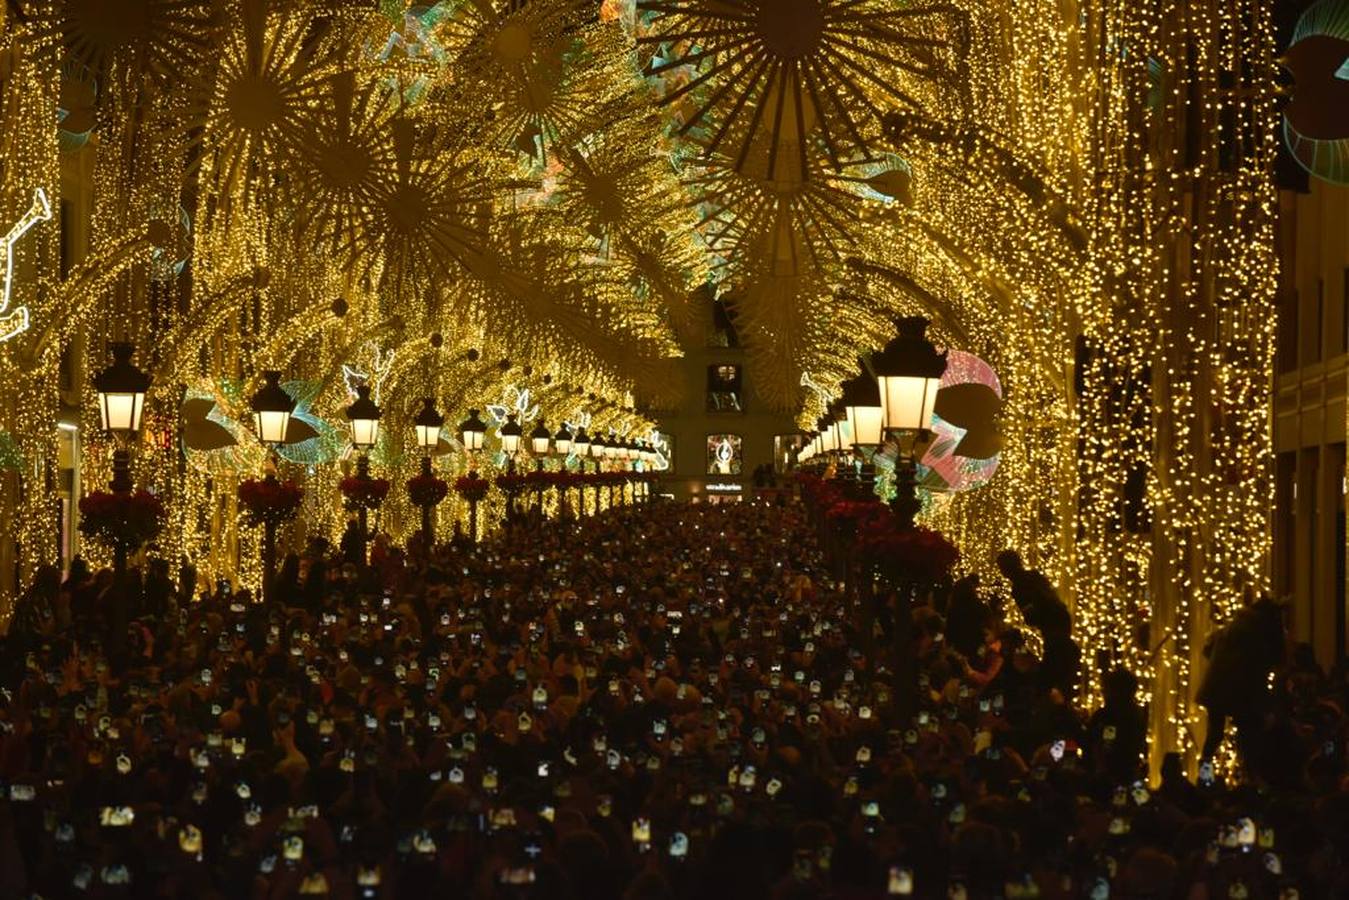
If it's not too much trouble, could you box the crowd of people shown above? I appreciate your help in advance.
[2,497,1348,898]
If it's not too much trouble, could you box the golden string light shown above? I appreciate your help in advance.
[0,0,1282,773]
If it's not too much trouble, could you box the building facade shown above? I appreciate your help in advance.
[1273,175,1349,668]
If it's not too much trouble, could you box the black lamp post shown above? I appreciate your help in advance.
[624,439,639,505]
[605,433,621,508]
[458,408,487,543]
[500,413,523,471]
[248,370,296,603]
[572,427,591,516]
[589,435,607,515]
[499,413,523,520]
[94,342,151,495]
[530,419,551,512]
[554,424,573,517]
[344,385,382,557]
[871,317,947,528]
[413,397,444,542]
[868,317,947,722]
[842,365,884,487]
[93,342,151,585]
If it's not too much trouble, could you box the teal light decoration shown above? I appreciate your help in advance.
[1282,0,1349,185]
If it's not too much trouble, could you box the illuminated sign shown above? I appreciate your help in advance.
[705,482,742,492]
[0,188,53,342]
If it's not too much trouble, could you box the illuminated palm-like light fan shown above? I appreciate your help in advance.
[636,0,955,171]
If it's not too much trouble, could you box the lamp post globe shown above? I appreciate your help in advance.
[841,365,884,451]
[249,370,295,448]
[871,317,947,438]
[554,423,573,458]
[816,416,836,455]
[94,342,152,500]
[94,342,151,436]
[345,385,382,451]
[414,398,444,452]
[459,408,487,456]
[530,420,551,458]
[500,413,523,461]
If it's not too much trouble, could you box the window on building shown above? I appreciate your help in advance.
[706,364,743,412]
[706,434,743,476]
[709,298,740,348]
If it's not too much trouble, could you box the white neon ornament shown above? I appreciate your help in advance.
[0,188,53,343]
[486,385,540,431]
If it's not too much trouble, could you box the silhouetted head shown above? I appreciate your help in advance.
[995,550,1024,578]
[1102,668,1138,707]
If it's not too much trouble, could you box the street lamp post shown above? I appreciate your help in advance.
[459,408,487,543]
[554,424,573,517]
[842,367,884,489]
[93,342,150,586]
[500,413,523,520]
[637,440,652,504]
[413,397,444,543]
[604,434,621,508]
[248,370,296,603]
[624,439,639,505]
[344,384,382,560]
[589,435,607,514]
[872,317,947,529]
[572,427,591,516]
[868,317,947,722]
[530,420,551,512]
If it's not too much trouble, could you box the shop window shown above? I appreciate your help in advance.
[706,434,743,475]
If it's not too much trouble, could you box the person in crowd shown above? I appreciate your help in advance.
[341,517,366,566]
[178,552,198,609]
[996,549,1080,701]
[1197,595,1288,762]
[0,501,1339,898]
[944,574,989,660]
[143,556,176,621]
[1085,667,1148,786]
[8,563,58,647]
[61,555,93,629]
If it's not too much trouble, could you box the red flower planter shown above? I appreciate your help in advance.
[860,524,959,584]
[238,477,304,527]
[339,475,390,510]
[406,473,449,508]
[78,490,166,552]
[493,473,529,494]
[453,474,490,503]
